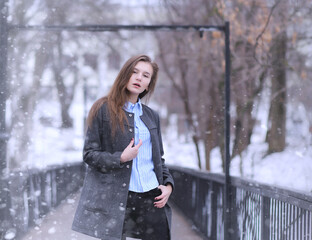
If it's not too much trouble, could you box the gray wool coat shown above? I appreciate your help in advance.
[72,103,174,240]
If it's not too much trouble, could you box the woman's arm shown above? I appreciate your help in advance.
[83,106,142,173]
[83,117,124,172]
[154,116,174,208]
[83,105,129,173]
[155,112,175,190]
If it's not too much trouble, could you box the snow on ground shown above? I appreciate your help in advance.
[250,147,312,193]
[163,103,312,194]
[163,130,312,194]
[229,140,312,193]
[22,96,85,169]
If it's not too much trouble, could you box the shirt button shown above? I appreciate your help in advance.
[129,113,133,117]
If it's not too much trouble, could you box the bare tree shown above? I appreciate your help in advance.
[153,0,312,172]
[154,0,270,171]
[6,0,124,168]
[7,0,47,169]
[262,0,310,153]
[267,30,287,153]
[156,33,203,168]
[152,0,230,170]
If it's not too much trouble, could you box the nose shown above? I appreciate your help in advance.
[136,73,142,81]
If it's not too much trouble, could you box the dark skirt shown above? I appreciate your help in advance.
[122,188,170,240]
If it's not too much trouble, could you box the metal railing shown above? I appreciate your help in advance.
[169,165,312,240]
[0,163,84,240]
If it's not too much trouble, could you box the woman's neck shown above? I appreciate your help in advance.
[128,95,138,104]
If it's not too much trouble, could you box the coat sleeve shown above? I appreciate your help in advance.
[83,108,124,173]
[155,112,175,190]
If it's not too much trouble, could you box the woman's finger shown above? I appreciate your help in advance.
[136,139,143,148]
[127,138,134,148]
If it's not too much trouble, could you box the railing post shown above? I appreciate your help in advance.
[229,186,240,239]
[211,182,218,239]
[0,178,12,238]
[261,196,271,240]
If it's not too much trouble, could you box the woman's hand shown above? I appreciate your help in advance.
[120,138,142,163]
[154,184,173,208]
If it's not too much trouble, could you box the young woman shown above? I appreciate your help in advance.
[72,55,174,240]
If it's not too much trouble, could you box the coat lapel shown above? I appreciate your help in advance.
[140,111,157,130]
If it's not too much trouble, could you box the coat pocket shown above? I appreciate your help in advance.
[82,171,113,212]
[83,186,111,213]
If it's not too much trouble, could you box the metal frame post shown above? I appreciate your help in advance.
[224,21,234,240]
[0,0,12,236]
[2,19,232,238]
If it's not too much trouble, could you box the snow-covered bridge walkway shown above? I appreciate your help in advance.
[21,190,204,240]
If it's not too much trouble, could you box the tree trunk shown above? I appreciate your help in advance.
[204,83,220,171]
[267,31,287,153]
[204,106,216,172]
[232,100,255,157]
[156,36,202,169]
[53,32,73,128]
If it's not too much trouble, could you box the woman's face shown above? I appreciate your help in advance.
[126,61,153,103]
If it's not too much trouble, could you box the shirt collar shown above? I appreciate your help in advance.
[124,98,143,116]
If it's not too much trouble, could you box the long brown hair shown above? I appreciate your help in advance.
[87,54,159,135]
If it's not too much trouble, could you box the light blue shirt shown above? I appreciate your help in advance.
[124,99,159,192]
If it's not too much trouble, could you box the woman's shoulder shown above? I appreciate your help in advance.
[142,104,159,120]
[98,101,109,117]
[90,98,109,119]
[99,101,108,110]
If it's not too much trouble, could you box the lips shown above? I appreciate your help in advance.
[133,83,141,88]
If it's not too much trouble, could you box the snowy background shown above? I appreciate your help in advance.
[4,0,312,197]
[15,82,312,195]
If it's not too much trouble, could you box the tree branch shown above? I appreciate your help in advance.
[253,0,282,65]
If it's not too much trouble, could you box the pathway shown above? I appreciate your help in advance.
[21,191,205,240]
